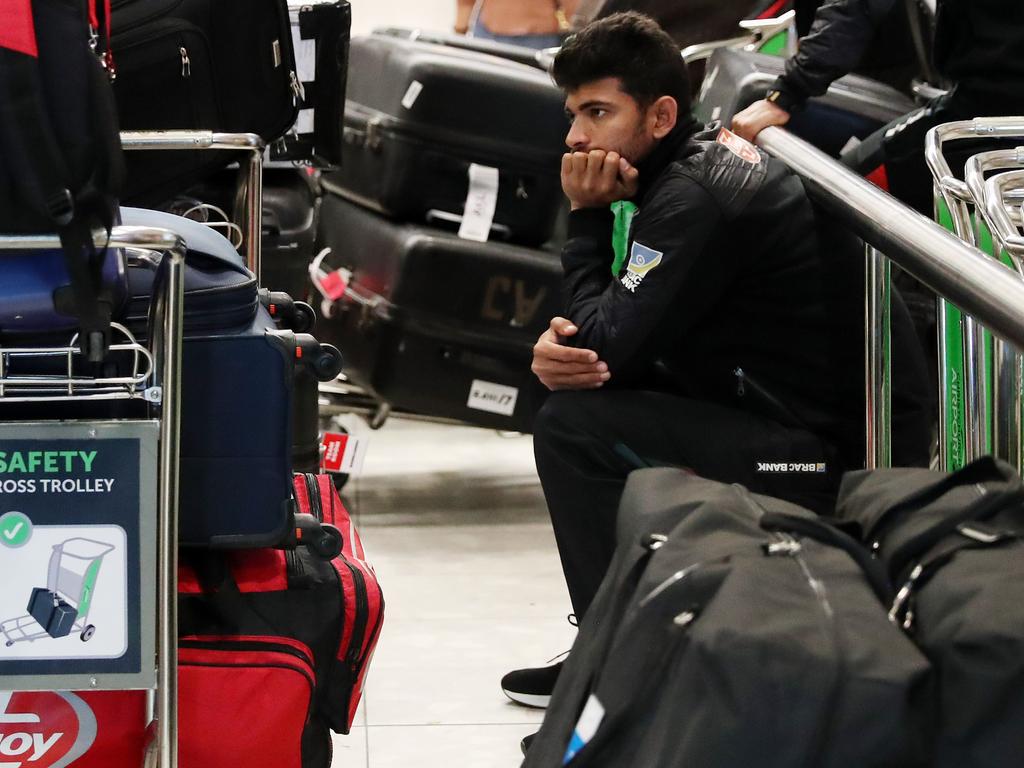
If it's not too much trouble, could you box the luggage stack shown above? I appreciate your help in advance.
[1,1,383,766]
[315,33,571,433]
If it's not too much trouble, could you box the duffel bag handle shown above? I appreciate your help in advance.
[889,517,1024,631]
[866,456,1022,545]
[760,511,894,605]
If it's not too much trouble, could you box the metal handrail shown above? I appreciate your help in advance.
[983,169,1024,258]
[757,127,1024,350]
[756,126,1024,470]
[121,130,264,280]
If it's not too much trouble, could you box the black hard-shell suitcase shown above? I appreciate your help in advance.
[316,193,560,432]
[694,48,916,158]
[836,457,1024,768]
[372,26,548,69]
[111,0,300,204]
[270,0,352,167]
[28,588,78,639]
[322,35,568,246]
[261,169,320,303]
[525,470,933,768]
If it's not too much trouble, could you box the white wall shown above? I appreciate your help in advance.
[348,0,456,37]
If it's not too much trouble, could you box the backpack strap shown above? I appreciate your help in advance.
[0,0,118,361]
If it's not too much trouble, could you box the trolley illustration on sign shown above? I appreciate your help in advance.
[1,538,116,647]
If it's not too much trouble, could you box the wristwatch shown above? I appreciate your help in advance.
[764,88,799,114]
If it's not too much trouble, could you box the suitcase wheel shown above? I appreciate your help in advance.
[81,625,96,642]
[292,302,316,334]
[306,342,344,382]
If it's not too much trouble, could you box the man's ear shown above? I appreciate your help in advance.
[650,96,678,139]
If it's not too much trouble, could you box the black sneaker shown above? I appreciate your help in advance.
[501,661,563,709]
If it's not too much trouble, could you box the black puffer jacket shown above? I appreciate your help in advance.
[561,125,932,469]
[775,0,1024,111]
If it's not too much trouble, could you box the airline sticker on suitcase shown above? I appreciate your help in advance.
[0,422,158,692]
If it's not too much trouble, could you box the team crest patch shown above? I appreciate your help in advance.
[716,127,761,165]
[621,242,663,292]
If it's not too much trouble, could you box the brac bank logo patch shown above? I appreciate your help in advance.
[621,242,663,293]
[0,691,96,767]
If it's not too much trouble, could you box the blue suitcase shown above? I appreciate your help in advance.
[1,209,341,548]
[122,209,341,547]
[0,245,127,334]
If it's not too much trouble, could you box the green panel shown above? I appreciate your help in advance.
[758,31,789,57]
[938,198,967,469]
[77,558,103,619]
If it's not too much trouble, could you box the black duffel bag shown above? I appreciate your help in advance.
[525,469,933,768]
[110,0,300,205]
[836,456,1024,768]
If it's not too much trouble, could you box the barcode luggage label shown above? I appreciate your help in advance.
[467,380,518,417]
[458,164,499,242]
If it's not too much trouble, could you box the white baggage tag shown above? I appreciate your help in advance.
[564,694,605,764]
[466,379,518,417]
[321,432,368,475]
[458,164,499,242]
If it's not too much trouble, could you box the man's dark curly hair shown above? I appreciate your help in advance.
[551,12,690,111]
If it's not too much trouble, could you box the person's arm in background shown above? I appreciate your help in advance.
[455,0,476,34]
[731,0,898,141]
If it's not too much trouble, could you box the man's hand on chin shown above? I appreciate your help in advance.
[561,150,640,211]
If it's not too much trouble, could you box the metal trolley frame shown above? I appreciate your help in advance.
[0,225,186,768]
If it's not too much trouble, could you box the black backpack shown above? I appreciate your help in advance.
[0,0,124,361]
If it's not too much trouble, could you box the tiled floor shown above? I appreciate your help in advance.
[329,417,575,767]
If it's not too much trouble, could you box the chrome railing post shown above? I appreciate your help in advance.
[865,245,892,469]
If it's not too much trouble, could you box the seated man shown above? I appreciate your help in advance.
[501,11,932,709]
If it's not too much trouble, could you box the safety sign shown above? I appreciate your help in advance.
[0,422,157,692]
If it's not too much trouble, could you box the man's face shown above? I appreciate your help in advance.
[564,77,658,164]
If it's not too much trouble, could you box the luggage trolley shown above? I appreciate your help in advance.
[1,537,117,646]
[0,224,187,768]
[925,118,1024,470]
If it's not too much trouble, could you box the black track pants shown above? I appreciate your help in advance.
[533,389,843,617]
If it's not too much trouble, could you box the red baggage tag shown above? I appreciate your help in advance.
[319,269,348,301]
[321,432,367,475]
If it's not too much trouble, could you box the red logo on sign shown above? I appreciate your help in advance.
[0,691,95,767]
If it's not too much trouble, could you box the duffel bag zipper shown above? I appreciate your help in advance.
[178,636,316,686]
[179,46,190,78]
[570,542,713,765]
[114,18,211,58]
[738,488,846,768]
